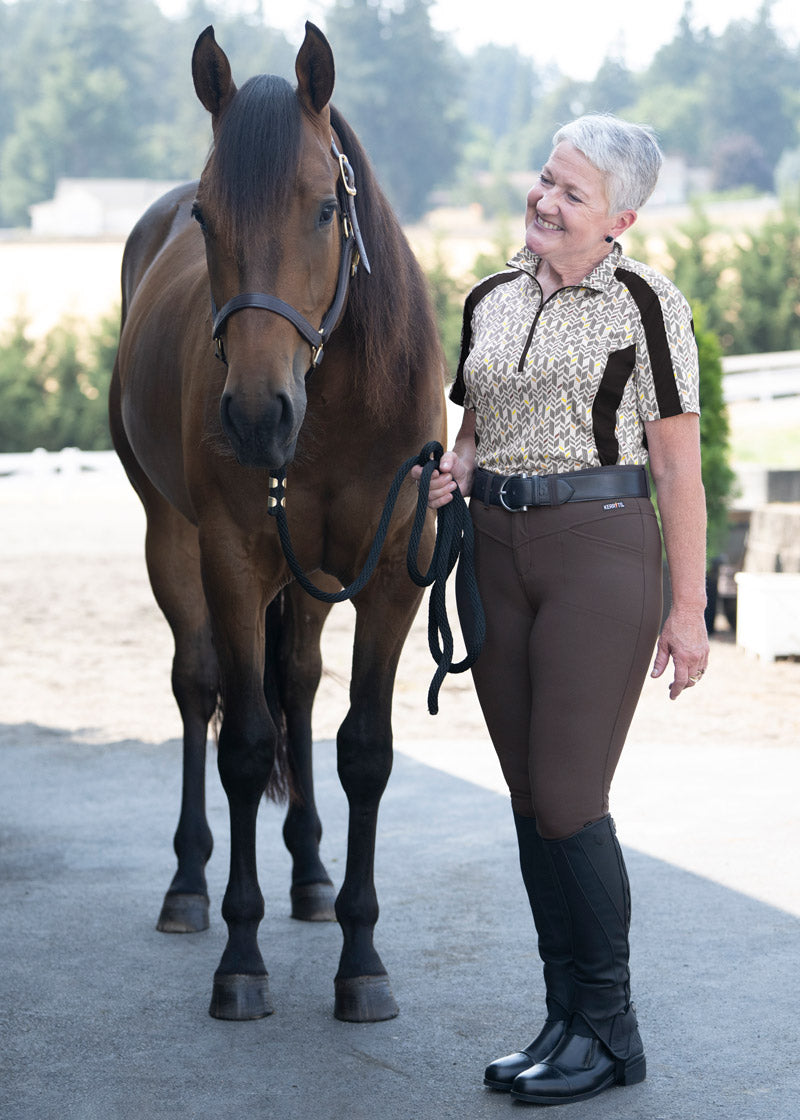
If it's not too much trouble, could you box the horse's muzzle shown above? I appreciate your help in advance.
[220,387,305,470]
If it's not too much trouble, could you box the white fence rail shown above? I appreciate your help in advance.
[722,351,800,402]
[0,447,122,479]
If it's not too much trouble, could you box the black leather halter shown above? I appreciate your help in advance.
[210,137,371,368]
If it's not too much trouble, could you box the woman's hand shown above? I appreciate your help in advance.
[412,408,477,509]
[651,606,709,700]
[411,450,472,508]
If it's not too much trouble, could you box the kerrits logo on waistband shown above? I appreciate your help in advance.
[603,501,626,511]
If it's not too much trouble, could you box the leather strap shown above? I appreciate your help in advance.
[474,466,649,510]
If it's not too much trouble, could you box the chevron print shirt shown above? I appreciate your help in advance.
[450,243,700,476]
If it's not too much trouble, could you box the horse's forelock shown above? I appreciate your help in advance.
[205,74,301,248]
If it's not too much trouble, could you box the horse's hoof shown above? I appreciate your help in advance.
[334,975,399,1022]
[291,881,337,922]
[156,892,210,933]
[209,973,274,1020]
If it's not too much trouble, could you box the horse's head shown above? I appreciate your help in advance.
[191,24,346,470]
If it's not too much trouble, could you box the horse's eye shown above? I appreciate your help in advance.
[191,202,206,231]
[319,201,338,228]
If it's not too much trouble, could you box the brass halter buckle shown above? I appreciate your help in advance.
[337,151,357,197]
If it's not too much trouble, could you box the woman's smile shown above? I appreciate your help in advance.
[534,214,563,232]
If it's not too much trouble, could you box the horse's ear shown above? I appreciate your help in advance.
[192,26,238,126]
[295,21,335,118]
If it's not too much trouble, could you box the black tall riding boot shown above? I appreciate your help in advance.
[483,813,573,1091]
[511,815,646,1105]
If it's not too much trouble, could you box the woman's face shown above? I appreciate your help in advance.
[525,142,627,270]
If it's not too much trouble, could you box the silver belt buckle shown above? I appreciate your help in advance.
[498,476,527,512]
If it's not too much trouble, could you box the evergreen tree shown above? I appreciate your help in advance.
[0,0,296,226]
[0,0,166,223]
[0,312,116,452]
[647,3,712,88]
[585,55,638,114]
[465,44,537,142]
[694,306,735,559]
[725,201,800,354]
[661,206,731,347]
[325,0,463,220]
[704,5,797,186]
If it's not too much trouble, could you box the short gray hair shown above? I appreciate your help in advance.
[552,114,662,214]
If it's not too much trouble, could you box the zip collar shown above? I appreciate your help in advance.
[507,242,622,294]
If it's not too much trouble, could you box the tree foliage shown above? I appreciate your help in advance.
[325,0,463,219]
[0,0,296,225]
[650,198,800,356]
[0,0,460,225]
[726,202,800,354]
[0,311,117,452]
[694,306,735,559]
[504,3,800,197]
[1,0,798,226]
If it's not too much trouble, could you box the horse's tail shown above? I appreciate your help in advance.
[263,591,292,803]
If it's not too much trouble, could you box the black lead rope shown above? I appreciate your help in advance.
[268,441,485,714]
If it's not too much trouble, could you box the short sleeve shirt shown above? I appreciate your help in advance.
[450,243,700,475]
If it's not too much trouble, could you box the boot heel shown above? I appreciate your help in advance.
[616,1052,646,1086]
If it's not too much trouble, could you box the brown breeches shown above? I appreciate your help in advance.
[460,494,663,839]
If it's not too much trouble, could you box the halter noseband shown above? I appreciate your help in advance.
[210,138,370,369]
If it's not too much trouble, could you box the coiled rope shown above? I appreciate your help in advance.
[268,440,485,714]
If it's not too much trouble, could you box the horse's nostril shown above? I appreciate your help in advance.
[219,390,235,439]
[218,385,301,469]
[274,392,293,433]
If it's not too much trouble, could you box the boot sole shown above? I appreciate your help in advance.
[483,1079,514,1092]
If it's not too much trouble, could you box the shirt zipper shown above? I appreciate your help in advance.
[517,282,559,373]
[516,281,590,372]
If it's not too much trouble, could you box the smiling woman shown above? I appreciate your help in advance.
[412,111,709,1106]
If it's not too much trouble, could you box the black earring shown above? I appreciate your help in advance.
[604,235,614,243]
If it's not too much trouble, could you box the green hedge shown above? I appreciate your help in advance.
[0,310,117,452]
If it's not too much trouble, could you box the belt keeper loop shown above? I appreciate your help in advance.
[481,470,491,509]
[548,475,560,506]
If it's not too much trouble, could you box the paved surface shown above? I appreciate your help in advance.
[2,724,799,1120]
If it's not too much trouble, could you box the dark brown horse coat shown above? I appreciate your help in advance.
[109,23,446,1023]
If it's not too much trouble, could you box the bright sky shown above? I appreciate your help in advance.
[157,0,800,80]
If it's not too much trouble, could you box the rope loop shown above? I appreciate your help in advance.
[269,441,485,713]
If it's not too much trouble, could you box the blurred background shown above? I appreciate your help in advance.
[0,0,799,646]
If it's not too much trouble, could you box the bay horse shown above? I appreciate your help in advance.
[109,23,446,1023]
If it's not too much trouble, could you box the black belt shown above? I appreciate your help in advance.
[474,465,650,511]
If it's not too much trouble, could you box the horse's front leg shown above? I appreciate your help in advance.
[276,582,337,921]
[141,497,218,935]
[156,616,217,934]
[333,564,425,1022]
[202,554,276,1021]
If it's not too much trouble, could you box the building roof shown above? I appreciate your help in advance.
[29,177,187,238]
